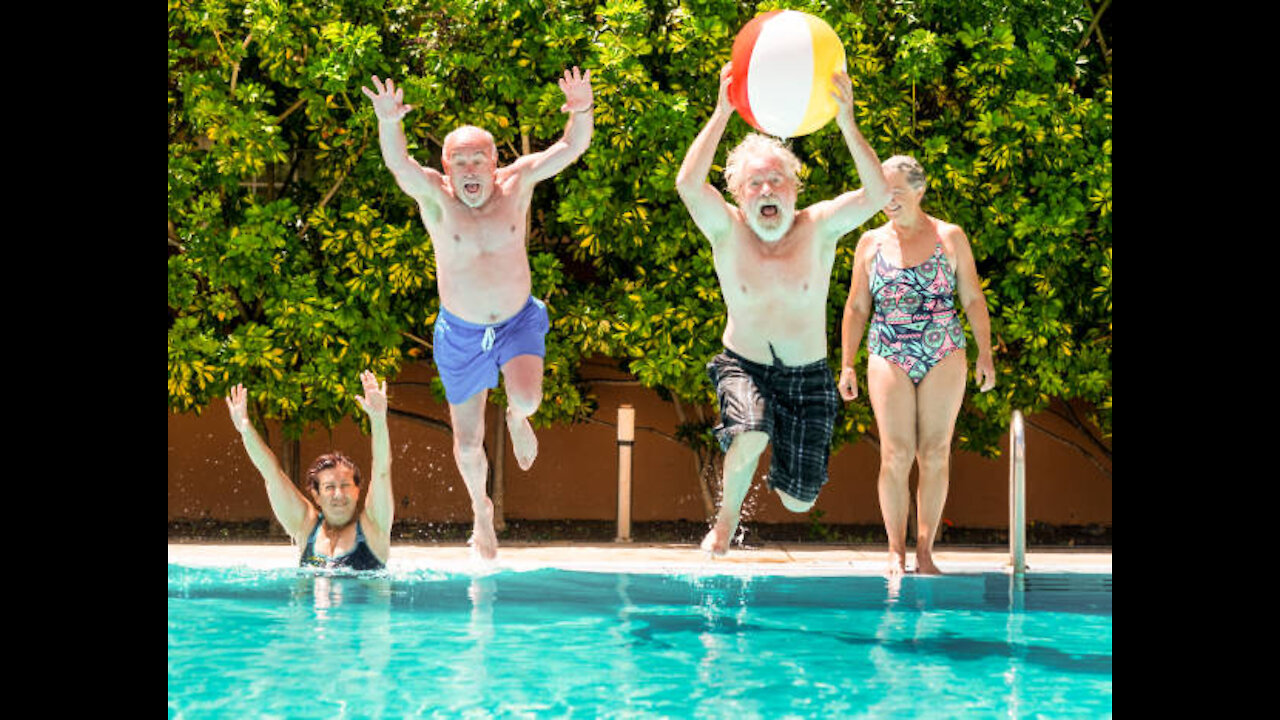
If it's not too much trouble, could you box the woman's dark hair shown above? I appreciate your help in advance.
[306,452,362,493]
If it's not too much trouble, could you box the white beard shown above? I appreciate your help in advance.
[748,213,792,243]
[453,177,489,207]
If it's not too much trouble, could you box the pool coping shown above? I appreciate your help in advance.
[168,541,1111,576]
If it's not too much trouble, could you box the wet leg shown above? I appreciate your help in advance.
[501,354,543,471]
[701,430,769,556]
[449,390,497,559]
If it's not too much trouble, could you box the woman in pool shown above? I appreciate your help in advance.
[837,156,996,576]
[225,370,393,571]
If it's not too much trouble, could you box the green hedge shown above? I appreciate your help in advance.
[168,0,1111,461]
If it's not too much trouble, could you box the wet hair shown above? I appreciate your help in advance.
[442,125,496,163]
[723,133,804,202]
[883,155,927,191]
[306,452,362,493]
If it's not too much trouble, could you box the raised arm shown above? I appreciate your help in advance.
[837,233,877,400]
[675,63,737,244]
[809,72,890,243]
[507,67,595,187]
[361,76,448,218]
[354,370,395,539]
[950,227,997,392]
[225,384,316,542]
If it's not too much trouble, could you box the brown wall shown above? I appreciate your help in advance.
[168,360,1111,529]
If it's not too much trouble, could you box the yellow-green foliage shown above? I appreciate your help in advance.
[169,0,1111,456]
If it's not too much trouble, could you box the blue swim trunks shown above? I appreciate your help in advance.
[432,296,550,405]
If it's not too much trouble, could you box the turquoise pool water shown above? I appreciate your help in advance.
[168,565,1111,718]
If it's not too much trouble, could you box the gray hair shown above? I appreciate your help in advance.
[883,155,927,190]
[723,133,804,201]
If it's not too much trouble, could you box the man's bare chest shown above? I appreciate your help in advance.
[426,200,527,259]
[720,239,831,303]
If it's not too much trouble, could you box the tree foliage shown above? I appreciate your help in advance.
[169,0,1111,468]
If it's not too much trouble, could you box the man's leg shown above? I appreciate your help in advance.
[701,430,769,556]
[775,488,815,512]
[867,355,919,577]
[500,354,543,471]
[449,389,497,559]
[912,351,966,575]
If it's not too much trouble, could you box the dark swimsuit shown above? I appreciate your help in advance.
[300,515,385,571]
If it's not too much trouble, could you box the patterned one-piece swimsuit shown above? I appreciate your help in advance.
[867,241,967,384]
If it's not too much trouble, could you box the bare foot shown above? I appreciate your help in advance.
[916,553,944,575]
[506,409,538,471]
[468,496,498,560]
[699,516,736,557]
[885,551,907,579]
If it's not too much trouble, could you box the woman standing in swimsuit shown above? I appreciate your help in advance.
[837,156,996,576]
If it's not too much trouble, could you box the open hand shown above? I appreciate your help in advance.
[225,384,251,433]
[558,66,593,113]
[829,70,855,122]
[361,75,414,122]
[355,370,388,417]
[717,62,735,115]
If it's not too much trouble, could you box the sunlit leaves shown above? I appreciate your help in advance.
[170,0,1111,454]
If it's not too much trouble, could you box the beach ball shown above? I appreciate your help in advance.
[728,10,847,138]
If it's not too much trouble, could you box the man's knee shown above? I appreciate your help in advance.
[776,488,815,513]
[507,390,542,419]
[453,428,485,459]
[726,431,769,473]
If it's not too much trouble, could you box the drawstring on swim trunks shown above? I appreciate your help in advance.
[482,326,495,353]
[768,342,785,369]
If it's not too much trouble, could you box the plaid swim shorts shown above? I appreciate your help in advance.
[706,347,842,504]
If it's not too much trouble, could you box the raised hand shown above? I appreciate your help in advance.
[225,384,251,433]
[716,62,735,115]
[558,66,593,113]
[354,370,388,418]
[361,75,414,122]
[830,70,855,122]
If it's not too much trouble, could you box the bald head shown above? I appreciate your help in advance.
[442,125,496,164]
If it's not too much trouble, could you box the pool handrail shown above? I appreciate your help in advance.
[1009,409,1026,576]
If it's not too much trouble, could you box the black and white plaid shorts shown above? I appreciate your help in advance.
[706,347,842,504]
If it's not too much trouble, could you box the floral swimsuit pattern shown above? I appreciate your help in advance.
[867,241,966,384]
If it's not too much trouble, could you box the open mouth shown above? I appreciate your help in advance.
[464,182,481,194]
[760,203,779,218]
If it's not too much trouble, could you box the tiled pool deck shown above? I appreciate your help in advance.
[168,541,1111,575]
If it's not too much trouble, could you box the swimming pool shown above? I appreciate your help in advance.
[168,563,1111,718]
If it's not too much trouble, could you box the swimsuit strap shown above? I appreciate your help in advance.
[305,514,366,556]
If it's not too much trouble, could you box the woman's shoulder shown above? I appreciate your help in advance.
[856,223,891,253]
[929,216,964,236]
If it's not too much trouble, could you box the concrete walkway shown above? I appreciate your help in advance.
[168,541,1111,576]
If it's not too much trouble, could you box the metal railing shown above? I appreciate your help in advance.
[1009,410,1026,576]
